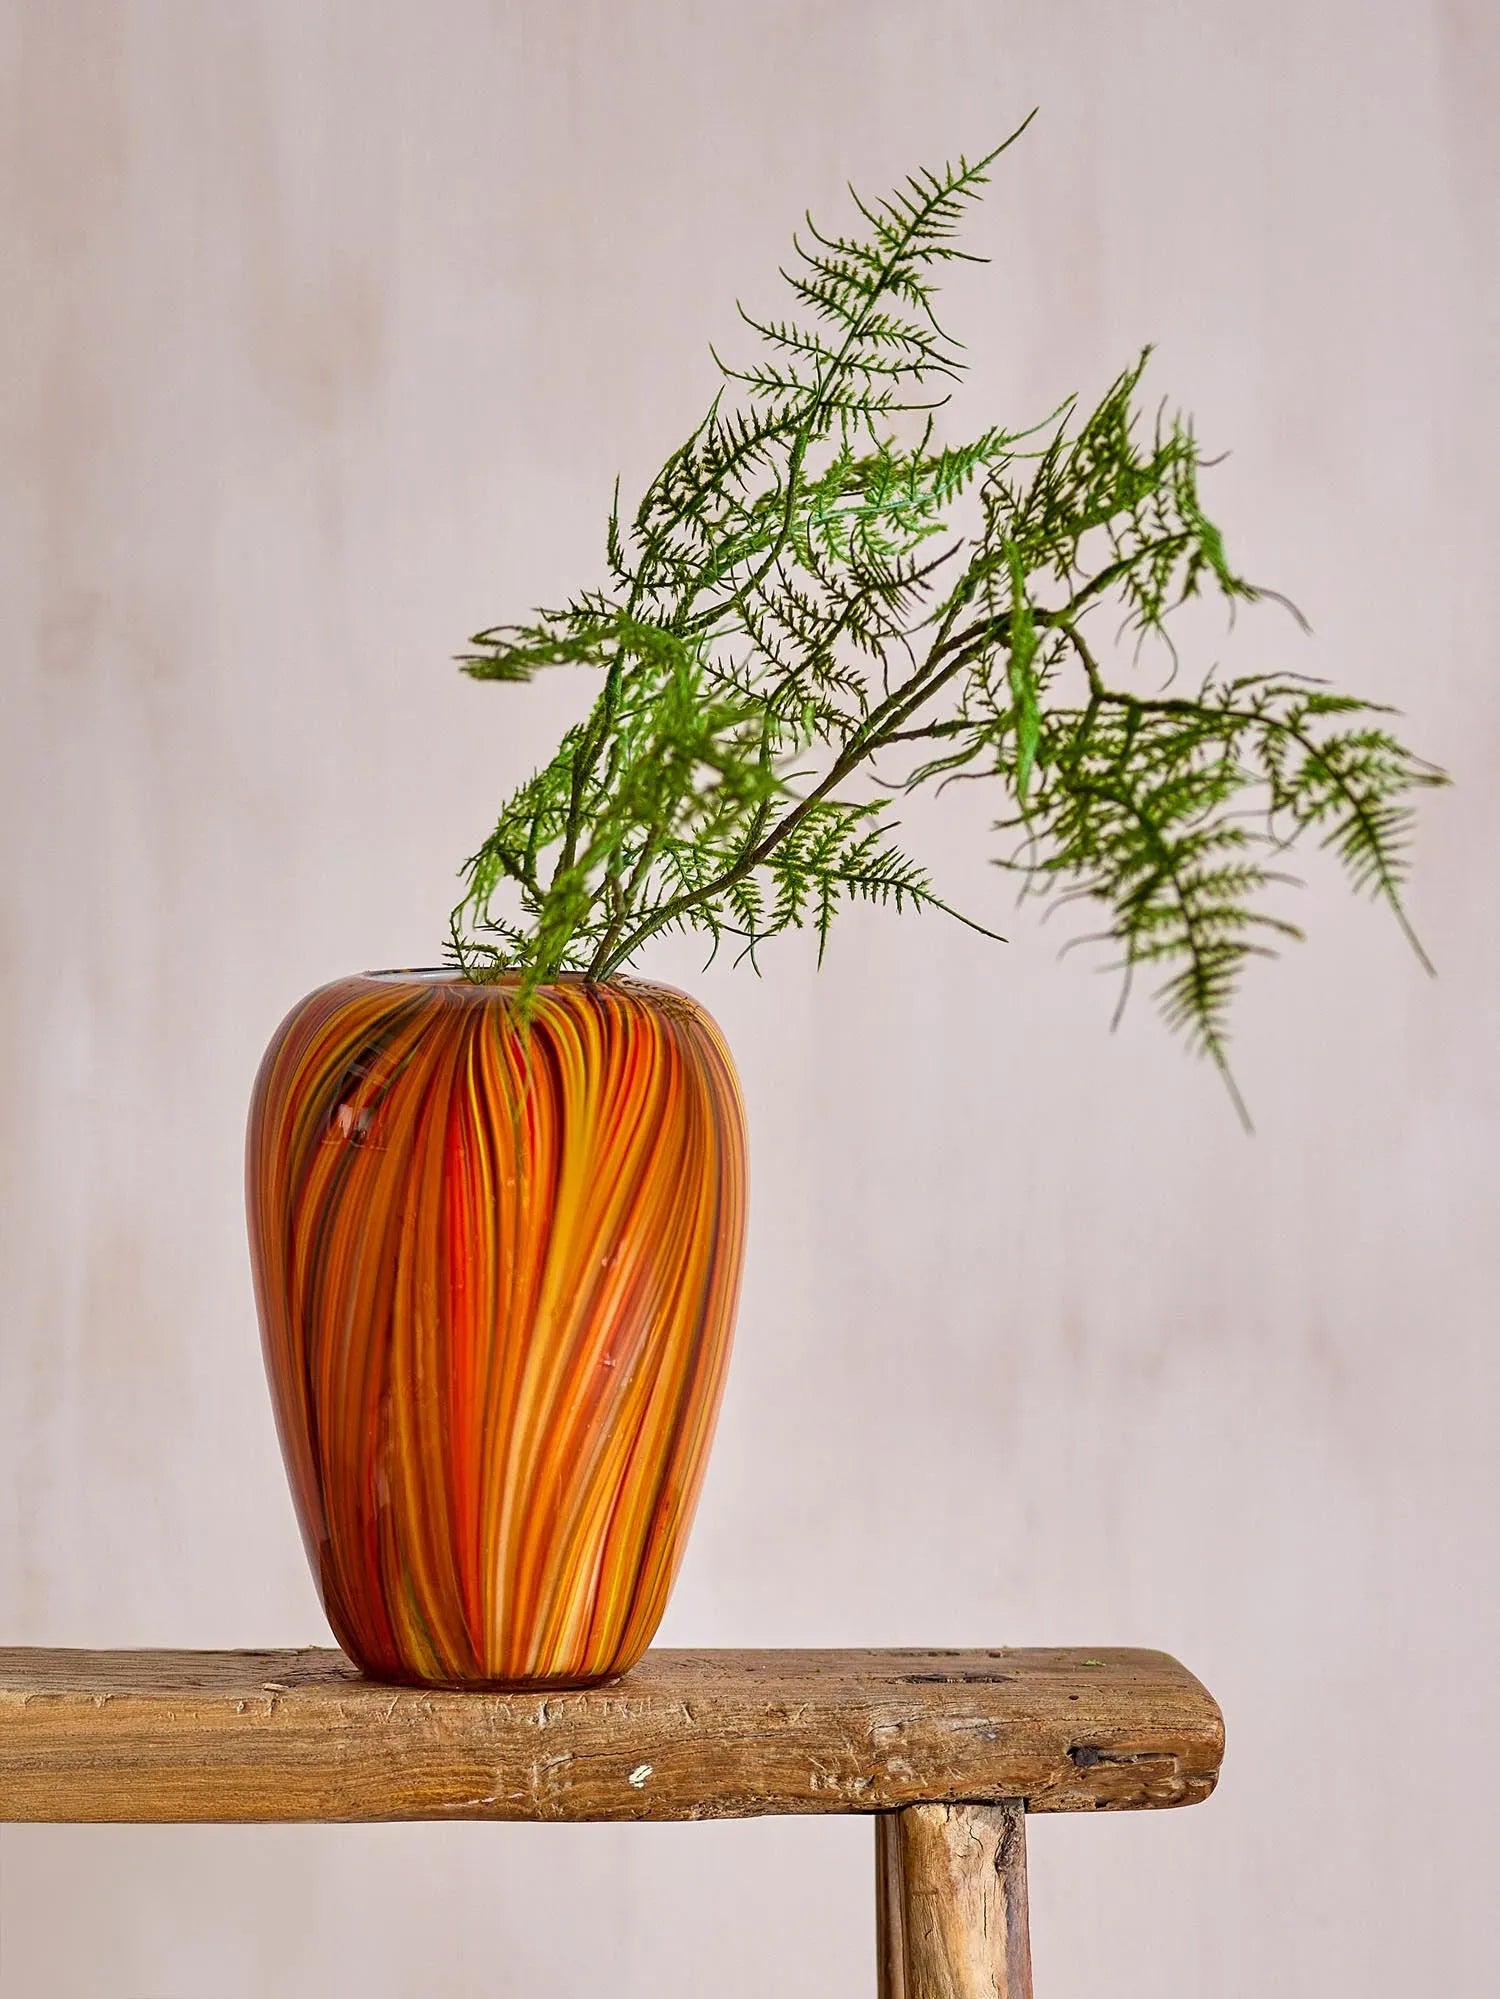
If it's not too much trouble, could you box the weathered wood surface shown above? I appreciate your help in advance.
[878,1803,1032,1999]
[0,1646,1222,1825]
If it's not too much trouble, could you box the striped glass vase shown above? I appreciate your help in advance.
[246,970,747,1688]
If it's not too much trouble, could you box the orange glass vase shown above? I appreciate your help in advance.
[246,970,747,1689]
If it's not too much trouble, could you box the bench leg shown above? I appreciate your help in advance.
[876,1801,1033,1998]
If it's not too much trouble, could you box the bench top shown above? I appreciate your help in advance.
[0,1645,1223,1824]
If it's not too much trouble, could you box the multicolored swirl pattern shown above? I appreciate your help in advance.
[247,972,747,1688]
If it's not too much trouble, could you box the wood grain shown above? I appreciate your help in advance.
[877,1803,1032,1999]
[0,1646,1222,1825]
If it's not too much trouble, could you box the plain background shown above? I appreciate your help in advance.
[2,1,1496,1992]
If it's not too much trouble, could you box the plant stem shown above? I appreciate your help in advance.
[586,619,1004,978]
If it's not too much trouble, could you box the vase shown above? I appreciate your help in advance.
[246,970,747,1688]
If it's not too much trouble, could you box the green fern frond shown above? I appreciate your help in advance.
[450,122,1443,1115]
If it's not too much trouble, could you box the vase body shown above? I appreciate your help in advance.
[246,970,747,1688]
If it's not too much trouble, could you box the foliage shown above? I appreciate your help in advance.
[449,119,1443,1117]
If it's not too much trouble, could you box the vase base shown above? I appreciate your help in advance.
[346,1661,632,1694]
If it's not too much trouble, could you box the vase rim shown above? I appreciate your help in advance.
[355,968,639,995]
[360,966,468,981]
[345,969,708,1020]
[359,967,602,984]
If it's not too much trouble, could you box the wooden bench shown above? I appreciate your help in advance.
[0,1645,1224,1995]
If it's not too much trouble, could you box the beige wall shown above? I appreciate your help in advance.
[2,1,1496,1991]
